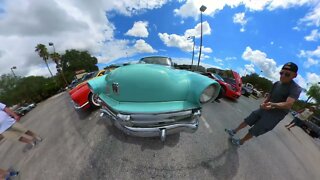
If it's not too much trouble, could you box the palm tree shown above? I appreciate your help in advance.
[50,52,68,85]
[306,84,320,104]
[35,44,53,77]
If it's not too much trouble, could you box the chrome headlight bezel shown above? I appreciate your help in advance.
[199,84,216,104]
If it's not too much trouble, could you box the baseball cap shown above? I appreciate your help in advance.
[282,62,298,73]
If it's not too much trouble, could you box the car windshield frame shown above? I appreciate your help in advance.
[139,57,173,66]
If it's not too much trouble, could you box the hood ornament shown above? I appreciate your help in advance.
[112,82,120,95]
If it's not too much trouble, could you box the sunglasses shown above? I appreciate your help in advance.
[279,71,291,77]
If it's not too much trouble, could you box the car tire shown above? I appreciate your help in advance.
[88,93,101,108]
[216,88,225,100]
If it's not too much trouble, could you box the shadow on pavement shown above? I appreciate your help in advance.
[97,118,180,151]
[200,141,239,180]
[74,108,94,120]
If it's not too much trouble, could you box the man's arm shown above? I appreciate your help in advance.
[4,107,20,121]
[267,97,296,110]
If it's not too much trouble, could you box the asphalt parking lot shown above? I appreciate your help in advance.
[1,92,320,180]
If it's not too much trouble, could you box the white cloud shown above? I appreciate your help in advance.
[233,12,247,32]
[225,56,237,61]
[214,57,223,63]
[125,21,149,38]
[299,46,320,58]
[158,21,212,53]
[304,58,319,68]
[306,72,320,84]
[134,39,157,53]
[245,64,255,73]
[242,46,280,81]
[174,0,311,20]
[304,29,320,41]
[0,0,168,77]
[300,2,320,27]
[158,33,194,52]
[184,21,212,38]
[270,41,274,45]
[202,47,213,53]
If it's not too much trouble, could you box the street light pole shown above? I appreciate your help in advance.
[188,36,195,71]
[197,5,207,71]
[10,66,17,78]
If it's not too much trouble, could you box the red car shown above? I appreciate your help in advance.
[69,70,106,109]
[202,71,242,100]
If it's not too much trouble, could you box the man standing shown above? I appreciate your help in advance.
[225,62,302,146]
[0,102,42,148]
[285,106,316,130]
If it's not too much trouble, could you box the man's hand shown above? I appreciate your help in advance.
[260,102,273,110]
[14,115,21,122]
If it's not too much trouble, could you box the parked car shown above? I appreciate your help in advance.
[201,72,242,100]
[300,120,320,138]
[69,70,106,109]
[241,83,254,97]
[88,56,221,141]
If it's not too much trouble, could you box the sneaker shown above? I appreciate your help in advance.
[36,136,43,142]
[9,171,19,177]
[231,138,242,146]
[225,129,236,137]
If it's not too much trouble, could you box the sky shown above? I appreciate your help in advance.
[0,0,320,100]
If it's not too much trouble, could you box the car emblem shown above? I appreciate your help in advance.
[112,82,119,95]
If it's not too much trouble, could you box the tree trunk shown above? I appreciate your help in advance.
[44,60,54,77]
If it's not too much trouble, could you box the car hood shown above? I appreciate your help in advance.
[231,71,242,91]
[105,64,194,102]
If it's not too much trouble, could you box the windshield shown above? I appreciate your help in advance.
[139,57,172,66]
[213,74,225,81]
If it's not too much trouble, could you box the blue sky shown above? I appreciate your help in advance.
[0,0,319,99]
[98,1,319,86]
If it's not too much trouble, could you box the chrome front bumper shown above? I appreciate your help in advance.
[100,105,201,141]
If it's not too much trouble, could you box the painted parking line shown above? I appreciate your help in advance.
[200,116,213,133]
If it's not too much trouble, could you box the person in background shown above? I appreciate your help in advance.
[0,168,19,180]
[285,106,316,131]
[225,62,302,146]
[0,102,42,148]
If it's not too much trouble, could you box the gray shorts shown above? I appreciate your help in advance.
[245,109,284,137]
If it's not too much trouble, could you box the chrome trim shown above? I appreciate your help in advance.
[100,105,201,139]
[71,100,89,109]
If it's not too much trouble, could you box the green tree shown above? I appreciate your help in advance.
[60,49,98,81]
[306,84,320,103]
[241,73,273,93]
[35,44,53,77]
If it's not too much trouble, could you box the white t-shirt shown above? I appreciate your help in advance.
[0,102,16,134]
[296,108,313,121]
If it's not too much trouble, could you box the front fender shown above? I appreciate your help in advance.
[187,73,221,106]
[87,75,108,95]
[70,84,91,107]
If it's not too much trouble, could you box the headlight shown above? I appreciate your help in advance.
[200,85,216,103]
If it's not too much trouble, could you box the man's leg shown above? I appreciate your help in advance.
[240,133,253,144]
[24,130,42,141]
[234,121,248,133]
[285,119,296,127]
[18,136,34,145]
[225,121,248,136]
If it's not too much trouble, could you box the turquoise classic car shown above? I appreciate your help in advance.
[88,56,220,141]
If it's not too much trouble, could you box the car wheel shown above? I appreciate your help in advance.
[89,93,101,108]
[216,88,225,100]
